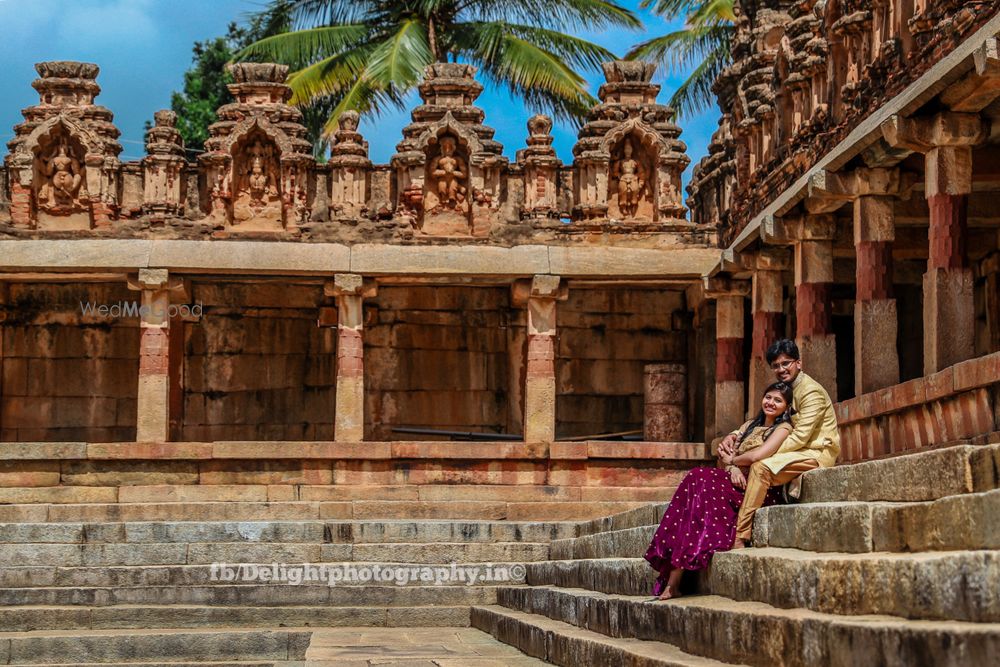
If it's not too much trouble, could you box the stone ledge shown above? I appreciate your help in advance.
[836,353,999,424]
[0,440,709,462]
[0,240,721,279]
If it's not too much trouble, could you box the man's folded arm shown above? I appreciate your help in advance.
[778,391,826,453]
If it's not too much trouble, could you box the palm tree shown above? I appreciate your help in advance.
[626,0,735,119]
[236,0,641,137]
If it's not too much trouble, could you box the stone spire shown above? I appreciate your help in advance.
[571,61,689,222]
[5,61,123,228]
[198,63,315,230]
[142,110,187,217]
[390,63,508,237]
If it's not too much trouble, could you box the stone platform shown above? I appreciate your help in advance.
[0,439,705,521]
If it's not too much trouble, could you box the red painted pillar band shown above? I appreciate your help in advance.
[139,327,169,375]
[796,282,833,338]
[526,334,555,378]
[751,311,784,358]
[856,241,894,301]
[716,338,744,382]
[337,328,364,378]
[928,193,968,270]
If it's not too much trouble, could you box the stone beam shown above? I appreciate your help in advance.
[940,37,1000,112]
[324,274,378,442]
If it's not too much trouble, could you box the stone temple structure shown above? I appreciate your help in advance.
[1,0,1000,660]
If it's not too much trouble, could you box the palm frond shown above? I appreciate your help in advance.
[625,24,731,74]
[472,22,618,70]
[462,0,641,31]
[286,46,372,105]
[456,22,597,121]
[235,25,369,68]
[265,0,375,29]
[365,18,433,87]
[638,0,698,20]
[688,0,736,26]
[668,39,729,118]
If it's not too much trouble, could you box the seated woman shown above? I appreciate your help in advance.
[644,381,795,600]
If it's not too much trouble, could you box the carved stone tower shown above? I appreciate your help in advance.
[572,61,690,223]
[199,63,314,232]
[391,63,509,237]
[4,61,122,229]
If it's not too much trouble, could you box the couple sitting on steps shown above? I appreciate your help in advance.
[644,338,841,600]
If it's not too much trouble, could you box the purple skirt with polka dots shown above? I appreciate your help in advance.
[644,466,782,594]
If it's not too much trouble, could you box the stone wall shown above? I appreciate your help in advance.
[364,286,517,440]
[556,288,688,439]
[179,282,336,441]
[1,283,139,442]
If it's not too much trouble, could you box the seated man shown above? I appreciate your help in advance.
[719,338,840,548]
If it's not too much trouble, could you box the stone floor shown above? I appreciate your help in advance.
[304,627,548,665]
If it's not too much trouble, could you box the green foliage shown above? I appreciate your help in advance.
[626,0,734,119]
[170,23,245,152]
[236,0,642,136]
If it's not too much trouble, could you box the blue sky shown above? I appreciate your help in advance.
[0,0,720,189]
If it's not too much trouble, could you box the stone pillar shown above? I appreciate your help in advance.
[0,283,6,438]
[643,363,687,441]
[793,215,838,399]
[127,269,183,442]
[854,193,900,395]
[325,274,376,442]
[748,250,789,413]
[513,275,567,442]
[706,277,749,437]
[882,112,988,374]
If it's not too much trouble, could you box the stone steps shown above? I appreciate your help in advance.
[799,441,1000,503]
[754,488,1000,552]
[550,524,655,559]
[0,498,651,522]
[0,584,499,607]
[0,519,576,544]
[707,547,1000,622]
[0,627,312,664]
[0,605,472,632]
[471,605,733,667]
[0,541,551,566]
[526,558,652,596]
[488,585,1000,667]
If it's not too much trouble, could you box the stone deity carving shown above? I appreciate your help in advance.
[613,139,646,218]
[38,140,83,210]
[232,138,282,223]
[429,136,467,211]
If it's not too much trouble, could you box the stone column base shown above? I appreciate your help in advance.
[137,327,169,442]
[854,299,900,396]
[335,375,365,441]
[715,380,745,437]
[923,267,975,375]
[524,376,556,442]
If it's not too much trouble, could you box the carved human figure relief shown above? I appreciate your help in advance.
[38,140,84,210]
[428,136,468,212]
[233,137,282,224]
[612,139,647,218]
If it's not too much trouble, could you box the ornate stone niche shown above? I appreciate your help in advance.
[327,110,371,218]
[391,63,508,237]
[142,110,186,218]
[515,114,561,218]
[4,61,122,230]
[571,61,689,224]
[198,63,314,232]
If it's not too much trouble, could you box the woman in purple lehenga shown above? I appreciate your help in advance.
[644,382,795,600]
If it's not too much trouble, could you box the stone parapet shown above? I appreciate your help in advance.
[834,351,1000,461]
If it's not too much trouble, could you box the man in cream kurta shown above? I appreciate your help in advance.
[733,339,840,543]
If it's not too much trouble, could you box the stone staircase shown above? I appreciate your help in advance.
[472,441,1000,666]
